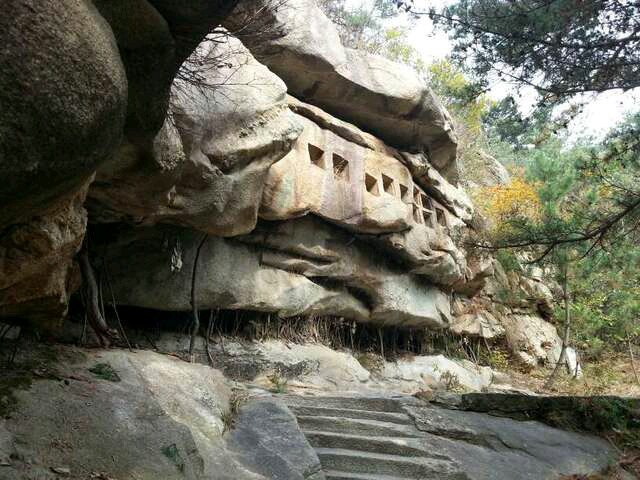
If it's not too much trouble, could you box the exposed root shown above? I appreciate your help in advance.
[189,233,208,360]
[79,241,116,348]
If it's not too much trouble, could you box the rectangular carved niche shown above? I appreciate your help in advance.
[436,208,447,227]
[332,153,349,181]
[308,144,326,169]
[381,173,395,196]
[399,184,410,203]
[421,194,433,211]
[423,210,434,228]
[365,173,380,196]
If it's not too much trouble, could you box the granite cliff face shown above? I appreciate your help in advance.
[0,0,564,368]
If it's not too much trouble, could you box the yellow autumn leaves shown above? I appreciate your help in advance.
[473,177,542,236]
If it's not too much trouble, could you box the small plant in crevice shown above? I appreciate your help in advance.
[479,345,511,371]
[439,370,466,393]
[355,352,384,374]
[222,389,248,434]
[267,371,288,394]
[161,443,185,472]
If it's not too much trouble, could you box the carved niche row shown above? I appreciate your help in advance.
[306,142,449,230]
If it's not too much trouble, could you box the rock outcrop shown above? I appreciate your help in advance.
[0,0,566,381]
[0,3,621,480]
[0,0,127,229]
[101,219,452,328]
[226,0,460,183]
[89,36,301,237]
[0,342,618,480]
[0,183,90,328]
[94,34,473,328]
[0,343,322,480]
[0,0,240,323]
[285,394,614,480]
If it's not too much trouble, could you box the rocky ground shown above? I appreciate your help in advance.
[0,334,638,480]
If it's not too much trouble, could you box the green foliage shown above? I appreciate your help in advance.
[427,59,497,181]
[439,370,466,393]
[317,0,424,70]
[495,250,521,273]
[482,348,510,372]
[88,363,121,382]
[549,397,640,448]
[570,243,640,357]
[267,372,288,393]
[480,111,640,354]
[419,0,640,99]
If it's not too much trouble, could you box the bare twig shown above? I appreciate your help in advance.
[103,259,133,353]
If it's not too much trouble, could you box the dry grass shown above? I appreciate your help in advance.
[222,389,248,433]
[504,353,640,397]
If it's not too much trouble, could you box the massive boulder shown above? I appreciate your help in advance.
[94,51,471,327]
[226,0,459,182]
[0,1,242,324]
[0,0,127,229]
[89,36,302,237]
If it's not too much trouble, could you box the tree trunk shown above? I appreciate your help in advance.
[544,262,571,390]
[628,332,640,387]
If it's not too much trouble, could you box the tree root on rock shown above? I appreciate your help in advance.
[79,241,117,348]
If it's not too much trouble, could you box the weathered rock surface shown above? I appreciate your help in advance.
[0,0,567,390]
[0,0,127,229]
[89,36,301,237]
[2,341,616,480]
[93,0,240,145]
[463,151,511,189]
[226,0,459,182]
[381,355,494,393]
[101,217,456,327]
[220,398,325,479]
[450,254,572,370]
[261,97,469,287]
[0,1,242,324]
[133,333,499,395]
[0,343,321,480]
[0,183,90,326]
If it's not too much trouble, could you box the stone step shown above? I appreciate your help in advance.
[296,415,421,438]
[289,405,413,425]
[303,430,445,459]
[282,395,409,413]
[323,470,413,480]
[315,448,465,479]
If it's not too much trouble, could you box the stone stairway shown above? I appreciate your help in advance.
[282,395,469,480]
